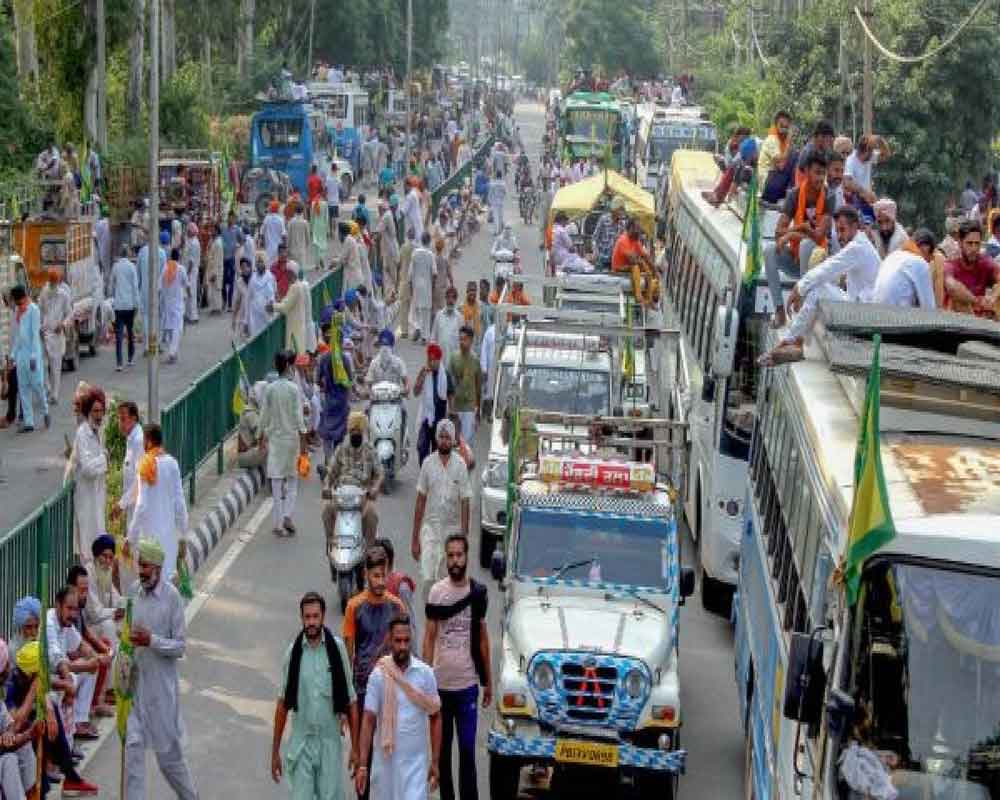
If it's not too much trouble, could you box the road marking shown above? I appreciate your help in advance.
[185,499,273,623]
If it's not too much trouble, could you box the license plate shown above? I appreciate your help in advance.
[554,739,619,768]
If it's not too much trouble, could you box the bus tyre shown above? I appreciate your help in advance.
[701,572,729,615]
[489,753,520,800]
[480,528,498,570]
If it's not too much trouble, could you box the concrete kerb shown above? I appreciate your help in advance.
[183,463,265,574]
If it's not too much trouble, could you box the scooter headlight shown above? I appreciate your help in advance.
[531,661,556,691]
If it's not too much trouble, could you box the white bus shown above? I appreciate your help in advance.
[661,150,790,612]
[637,105,717,194]
[734,305,1000,800]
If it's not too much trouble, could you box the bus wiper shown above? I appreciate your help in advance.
[550,558,596,580]
[625,588,666,615]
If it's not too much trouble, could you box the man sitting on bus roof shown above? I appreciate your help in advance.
[763,151,833,329]
[759,205,880,366]
[943,219,1000,316]
[611,218,658,306]
[702,132,756,208]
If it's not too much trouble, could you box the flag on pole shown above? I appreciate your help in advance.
[329,314,351,388]
[622,297,635,381]
[114,599,136,741]
[740,171,763,287]
[35,564,50,723]
[231,344,251,417]
[505,398,521,541]
[842,335,896,606]
[80,142,93,203]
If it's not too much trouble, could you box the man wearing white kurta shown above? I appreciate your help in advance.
[288,207,311,271]
[262,204,287,267]
[70,390,109,566]
[203,231,224,314]
[38,268,73,404]
[115,399,146,587]
[159,254,189,364]
[272,266,317,355]
[410,235,436,342]
[125,537,199,800]
[357,618,441,800]
[871,231,938,309]
[128,424,189,584]
[247,258,277,339]
[260,351,307,536]
[182,225,202,323]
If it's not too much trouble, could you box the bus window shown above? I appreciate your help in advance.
[258,119,303,149]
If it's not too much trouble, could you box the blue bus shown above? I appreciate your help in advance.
[250,101,318,196]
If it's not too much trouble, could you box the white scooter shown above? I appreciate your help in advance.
[492,248,521,283]
[369,381,407,494]
[324,484,367,613]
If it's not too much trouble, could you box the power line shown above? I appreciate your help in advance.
[853,0,992,64]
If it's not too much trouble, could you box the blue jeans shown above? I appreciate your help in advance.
[763,240,815,312]
[439,685,479,800]
[114,308,136,366]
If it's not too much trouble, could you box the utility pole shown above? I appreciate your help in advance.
[96,0,107,152]
[307,0,315,78]
[861,0,873,134]
[148,0,161,421]
[404,0,413,173]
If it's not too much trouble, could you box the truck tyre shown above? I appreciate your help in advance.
[488,753,520,800]
[480,528,498,570]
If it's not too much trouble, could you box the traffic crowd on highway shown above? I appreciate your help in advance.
[0,90,523,800]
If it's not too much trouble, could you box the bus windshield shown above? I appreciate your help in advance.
[564,110,618,143]
[257,118,304,150]
[516,507,669,590]
[850,560,1000,799]
[498,364,610,416]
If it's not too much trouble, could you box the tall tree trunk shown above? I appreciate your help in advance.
[84,64,99,146]
[161,0,176,83]
[12,0,39,82]
[239,0,255,79]
[127,0,145,129]
[202,33,213,94]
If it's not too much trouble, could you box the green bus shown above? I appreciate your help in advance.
[559,92,629,172]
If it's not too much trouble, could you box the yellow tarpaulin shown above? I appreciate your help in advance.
[548,170,656,237]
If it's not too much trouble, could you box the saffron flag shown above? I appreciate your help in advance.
[740,171,763,287]
[114,599,135,741]
[843,335,896,606]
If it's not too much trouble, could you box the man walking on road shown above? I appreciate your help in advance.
[356,616,441,800]
[272,591,358,800]
[110,244,140,370]
[203,227,224,315]
[70,388,108,566]
[260,350,308,537]
[344,549,406,800]
[410,233,436,343]
[431,286,461,367]
[424,534,492,800]
[127,422,188,583]
[288,204,311,271]
[159,248,188,365]
[448,327,480,444]
[183,223,203,323]
[38,267,72,402]
[412,419,471,598]
[271,265,316,356]
[222,211,242,311]
[247,255,277,339]
[9,285,48,431]
[123,538,200,800]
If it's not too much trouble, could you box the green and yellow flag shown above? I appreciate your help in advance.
[232,344,251,417]
[843,335,896,606]
[114,599,135,742]
[622,297,636,382]
[740,170,763,287]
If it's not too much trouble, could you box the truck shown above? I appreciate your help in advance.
[486,410,693,799]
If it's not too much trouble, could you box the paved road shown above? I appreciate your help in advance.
[81,102,744,799]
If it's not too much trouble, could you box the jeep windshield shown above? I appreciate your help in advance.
[498,365,609,416]
[515,507,670,590]
[848,560,1000,798]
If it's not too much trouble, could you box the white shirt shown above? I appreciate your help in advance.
[480,324,496,397]
[871,250,936,309]
[845,150,879,194]
[402,189,424,239]
[416,450,473,532]
[325,174,342,206]
[46,608,81,670]
[119,423,146,512]
[798,230,880,302]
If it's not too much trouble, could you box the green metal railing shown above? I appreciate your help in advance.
[0,268,343,640]
[0,483,75,644]
[431,134,496,215]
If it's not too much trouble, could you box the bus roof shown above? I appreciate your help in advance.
[775,328,1000,569]
[563,92,621,111]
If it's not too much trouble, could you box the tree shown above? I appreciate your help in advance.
[564,0,663,77]
[0,6,49,172]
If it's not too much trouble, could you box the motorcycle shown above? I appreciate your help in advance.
[325,484,368,613]
[369,381,407,493]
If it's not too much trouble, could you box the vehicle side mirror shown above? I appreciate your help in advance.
[711,305,739,379]
[782,631,827,725]
[679,567,695,602]
[490,546,507,582]
[825,687,855,740]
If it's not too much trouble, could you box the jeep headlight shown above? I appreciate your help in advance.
[624,668,644,699]
[484,458,508,490]
[532,661,556,691]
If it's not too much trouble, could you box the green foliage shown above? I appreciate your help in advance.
[0,8,51,170]
[564,0,663,77]
[159,63,212,148]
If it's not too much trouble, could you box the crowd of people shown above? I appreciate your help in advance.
[695,113,999,364]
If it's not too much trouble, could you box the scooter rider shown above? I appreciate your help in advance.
[322,411,383,551]
[366,328,409,432]
[491,224,519,260]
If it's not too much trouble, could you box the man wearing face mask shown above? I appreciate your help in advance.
[323,411,383,552]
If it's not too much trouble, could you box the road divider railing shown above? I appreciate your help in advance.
[431,133,496,215]
[0,267,343,641]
